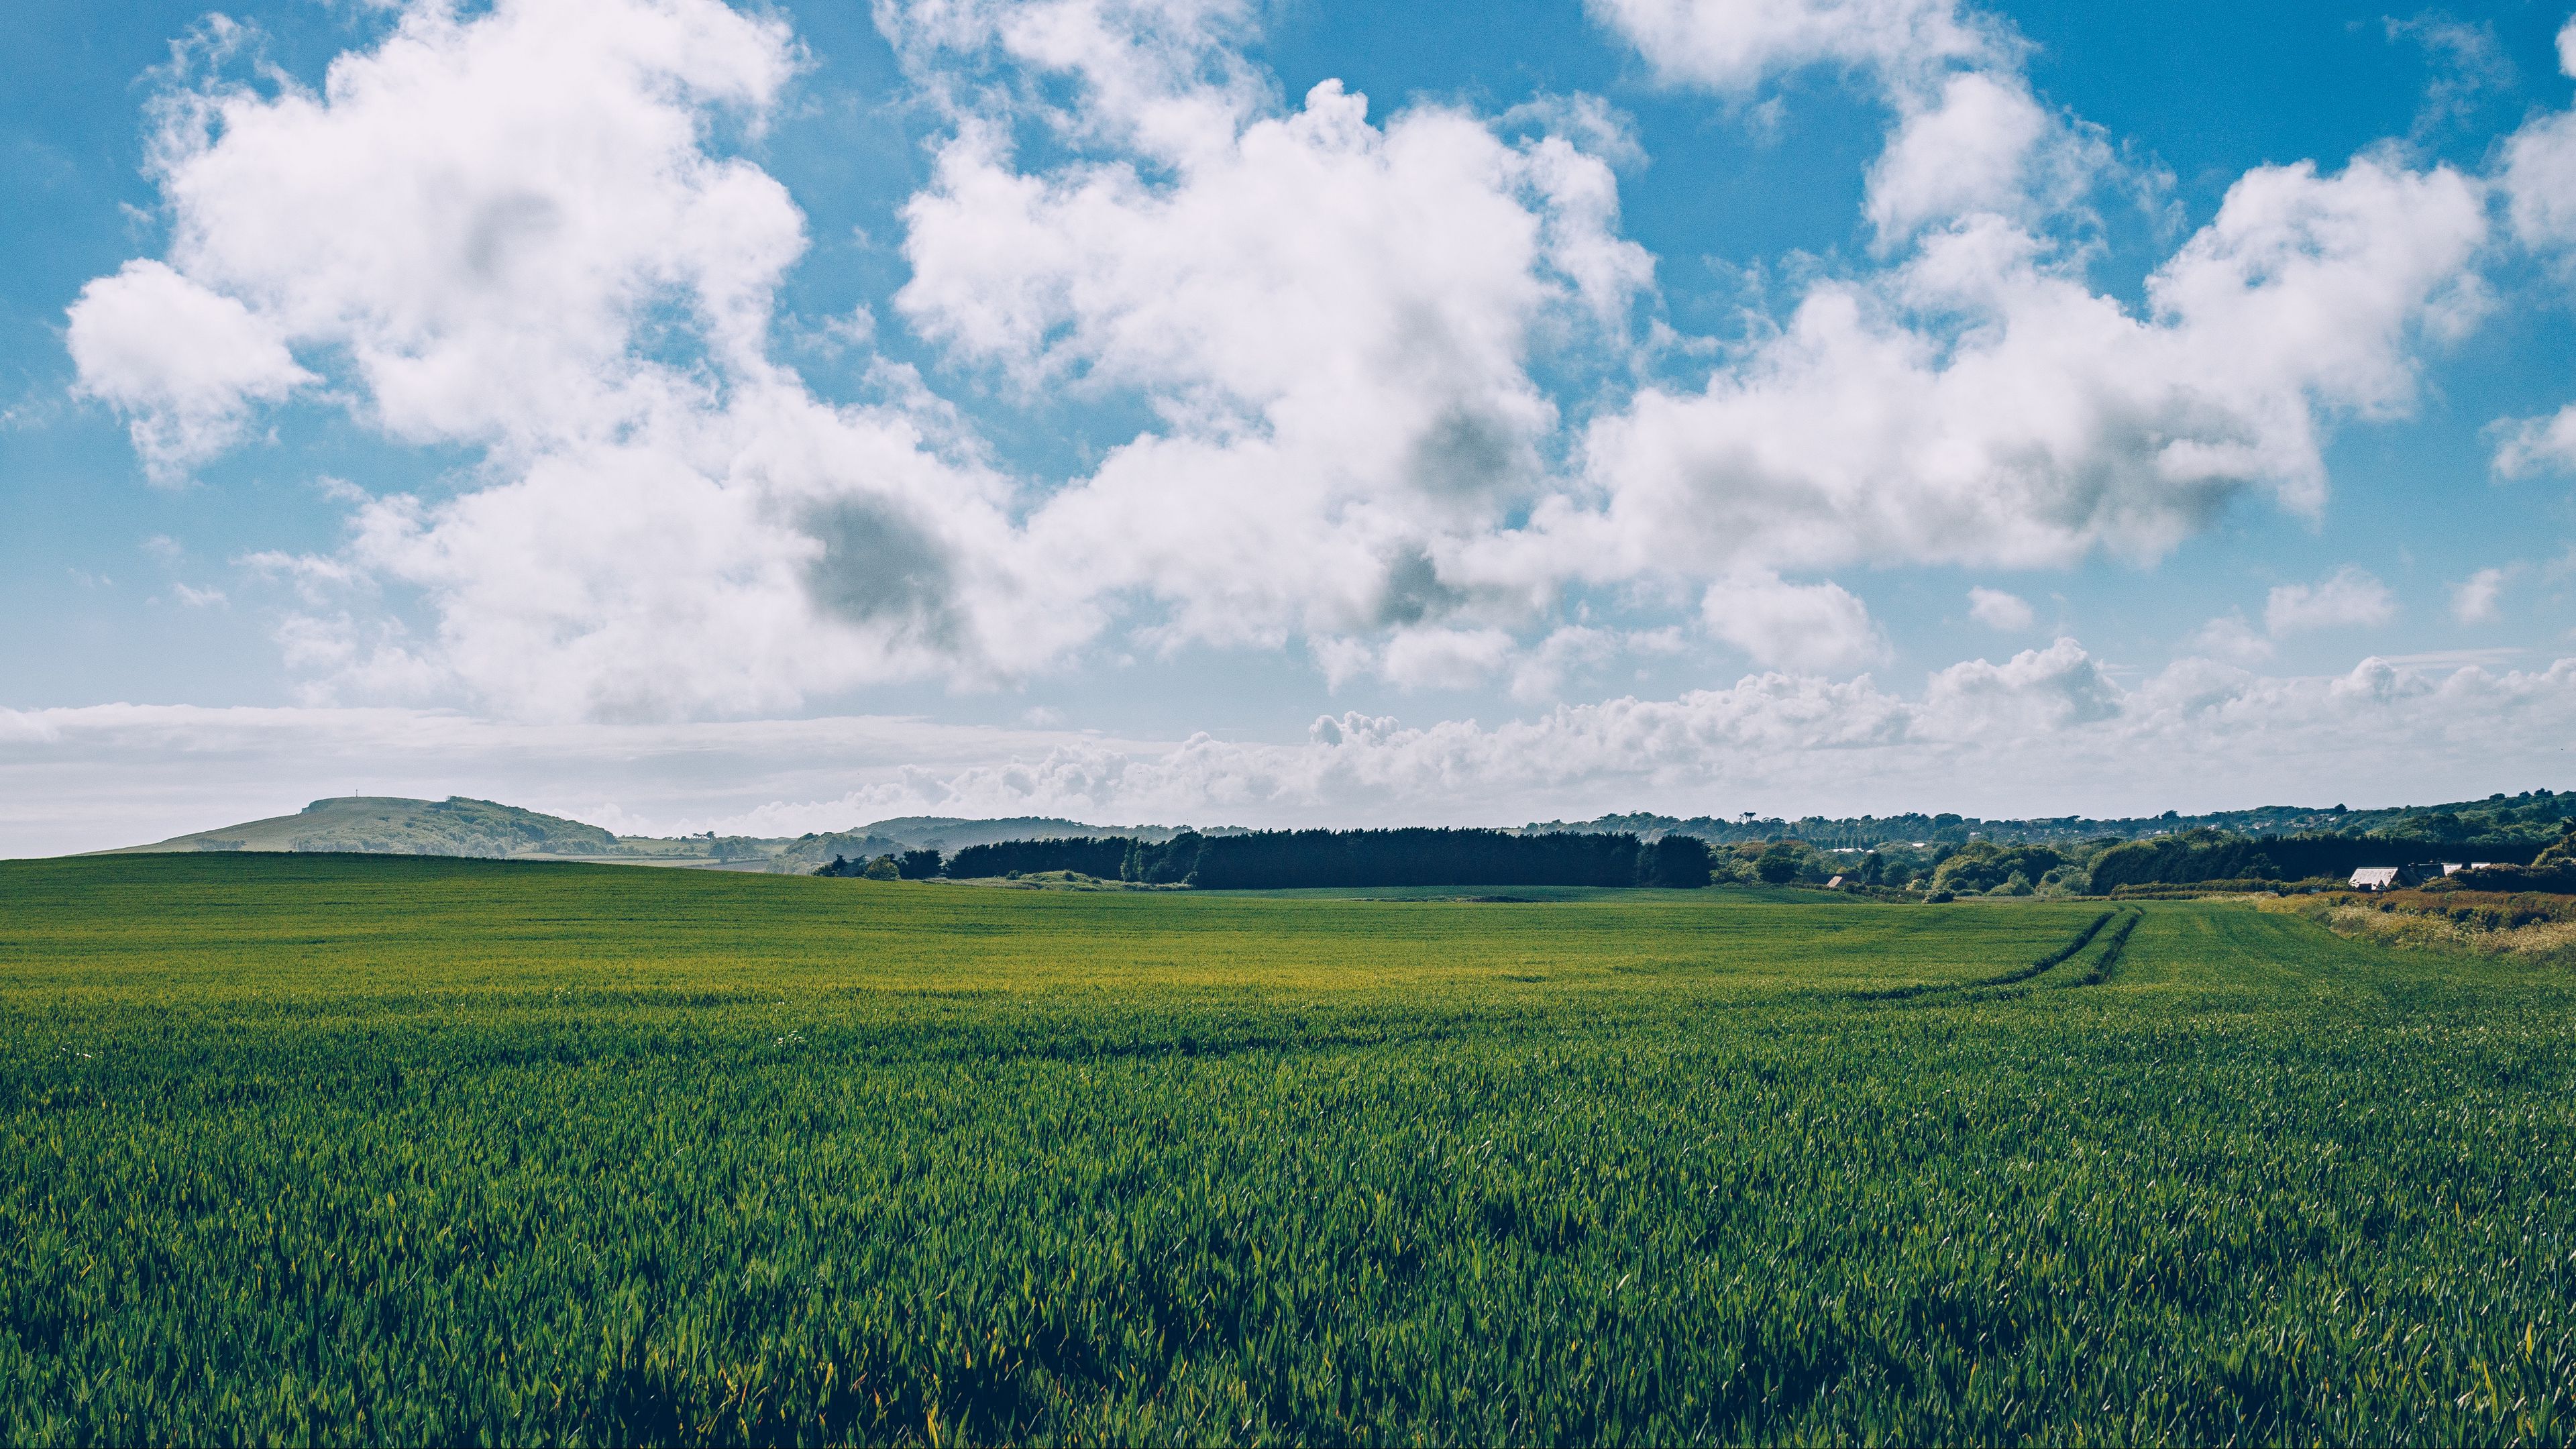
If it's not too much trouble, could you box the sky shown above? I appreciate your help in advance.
[4,0,2575,855]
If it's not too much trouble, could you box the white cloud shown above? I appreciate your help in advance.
[1582,0,2000,95]
[2495,405,2576,477]
[80,0,1660,717]
[2490,19,2576,478]
[2449,566,2508,624]
[76,0,1072,719]
[1563,0,2487,600]
[2503,98,2576,256]
[1506,624,1633,702]
[66,259,313,481]
[62,0,2511,731]
[1914,636,2116,738]
[2184,612,2274,665]
[1564,158,2485,581]
[1316,625,1521,692]
[2264,565,2398,635]
[899,59,1650,649]
[1864,72,2108,244]
[1966,586,2034,630]
[922,648,2571,822]
[140,0,802,452]
[1701,572,1888,673]
[13,643,2575,857]
[2383,14,2513,140]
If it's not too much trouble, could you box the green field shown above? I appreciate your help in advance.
[3,856,2573,1444]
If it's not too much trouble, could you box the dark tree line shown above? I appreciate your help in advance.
[2085,833,2545,891]
[917,829,1713,889]
[942,837,1130,879]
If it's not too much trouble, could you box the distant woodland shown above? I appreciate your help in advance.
[820,790,2576,896]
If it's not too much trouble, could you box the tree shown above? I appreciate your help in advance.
[1638,835,1713,888]
[861,855,901,881]
[1755,843,1805,885]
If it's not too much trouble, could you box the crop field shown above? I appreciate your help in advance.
[3,855,2574,1444]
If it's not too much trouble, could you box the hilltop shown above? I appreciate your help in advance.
[106,796,623,859]
[103,800,1237,871]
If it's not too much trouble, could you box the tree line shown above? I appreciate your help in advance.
[819,820,2571,896]
[851,828,1714,890]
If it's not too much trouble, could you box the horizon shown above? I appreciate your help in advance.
[92,783,2574,861]
[7,0,2576,857]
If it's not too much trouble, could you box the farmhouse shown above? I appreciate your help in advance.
[2349,863,2453,891]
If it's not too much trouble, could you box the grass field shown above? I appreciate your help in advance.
[3,855,2574,1444]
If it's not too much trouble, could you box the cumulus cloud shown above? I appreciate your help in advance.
[75,0,1661,715]
[1561,157,2484,581]
[2491,19,2576,474]
[2449,566,2508,624]
[69,0,1075,718]
[2184,612,2274,665]
[1701,572,1888,673]
[2502,19,2576,256]
[1582,0,2001,95]
[66,259,313,480]
[1562,0,2487,594]
[2264,566,2398,636]
[1966,586,2034,630]
[2494,405,2576,477]
[61,0,2516,729]
[1863,71,2109,245]
[896,19,1651,650]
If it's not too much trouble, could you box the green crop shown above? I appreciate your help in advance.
[3,855,2573,1444]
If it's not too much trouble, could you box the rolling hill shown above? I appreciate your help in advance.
[103,800,1237,871]
[106,796,624,860]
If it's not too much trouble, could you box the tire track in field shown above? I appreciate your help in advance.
[1968,910,2117,988]
[2068,910,2143,987]
[1851,910,2114,1002]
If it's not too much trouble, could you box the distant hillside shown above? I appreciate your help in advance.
[109,797,621,859]
[1528,788,2576,851]
[105,800,1243,871]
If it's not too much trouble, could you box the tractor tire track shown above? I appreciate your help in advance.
[1852,910,2115,1002]
[2070,910,2143,986]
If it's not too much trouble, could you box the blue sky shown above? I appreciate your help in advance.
[4,0,2575,853]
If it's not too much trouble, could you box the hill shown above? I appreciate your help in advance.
[107,796,622,859]
[101,800,1242,871]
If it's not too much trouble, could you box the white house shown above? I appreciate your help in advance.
[2351,863,2455,890]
